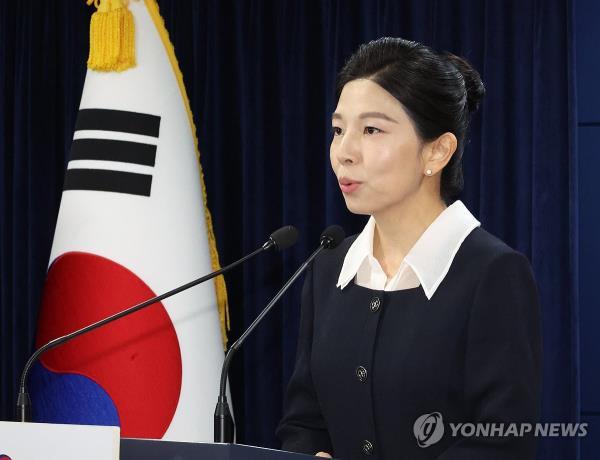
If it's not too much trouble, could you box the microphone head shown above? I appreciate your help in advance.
[268,225,299,251]
[320,225,345,249]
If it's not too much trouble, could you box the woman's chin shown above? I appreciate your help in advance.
[344,200,374,216]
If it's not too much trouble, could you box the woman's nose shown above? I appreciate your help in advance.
[336,131,360,165]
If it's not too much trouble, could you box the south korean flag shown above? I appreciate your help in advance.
[30,0,229,442]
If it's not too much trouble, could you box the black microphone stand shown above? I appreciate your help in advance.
[16,226,297,422]
[214,229,343,443]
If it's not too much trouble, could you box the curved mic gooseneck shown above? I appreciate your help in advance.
[214,225,345,443]
[17,225,298,423]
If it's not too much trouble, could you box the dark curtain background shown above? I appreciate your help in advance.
[0,1,578,459]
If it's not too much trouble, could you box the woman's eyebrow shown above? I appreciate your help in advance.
[359,111,398,123]
[331,112,398,123]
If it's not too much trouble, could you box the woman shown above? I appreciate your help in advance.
[276,38,542,460]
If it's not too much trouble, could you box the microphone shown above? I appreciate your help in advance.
[16,225,298,423]
[214,225,345,443]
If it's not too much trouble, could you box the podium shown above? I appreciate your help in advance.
[0,422,315,460]
[121,439,314,460]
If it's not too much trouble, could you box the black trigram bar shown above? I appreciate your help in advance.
[70,138,157,167]
[75,109,161,137]
[64,168,152,197]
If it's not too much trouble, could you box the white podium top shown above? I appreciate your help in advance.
[0,421,120,460]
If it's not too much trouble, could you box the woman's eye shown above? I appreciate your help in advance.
[332,126,342,136]
[364,126,381,135]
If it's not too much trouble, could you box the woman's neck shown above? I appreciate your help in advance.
[372,194,447,278]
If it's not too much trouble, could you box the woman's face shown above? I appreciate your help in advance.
[330,78,425,216]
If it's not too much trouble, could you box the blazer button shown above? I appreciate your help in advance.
[356,365,368,382]
[369,296,381,312]
[362,439,374,456]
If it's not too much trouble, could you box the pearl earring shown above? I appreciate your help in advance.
[425,169,433,176]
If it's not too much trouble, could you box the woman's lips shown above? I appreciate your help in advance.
[339,179,362,194]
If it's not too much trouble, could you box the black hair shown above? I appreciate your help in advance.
[335,37,485,202]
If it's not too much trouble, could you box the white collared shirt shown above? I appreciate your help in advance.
[336,200,481,300]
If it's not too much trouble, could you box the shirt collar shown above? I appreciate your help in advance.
[336,200,481,299]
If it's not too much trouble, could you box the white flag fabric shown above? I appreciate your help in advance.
[31,0,228,442]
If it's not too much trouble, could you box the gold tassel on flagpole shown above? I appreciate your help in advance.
[87,0,136,72]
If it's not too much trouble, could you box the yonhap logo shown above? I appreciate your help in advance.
[413,411,588,447]
[413,412,445,447]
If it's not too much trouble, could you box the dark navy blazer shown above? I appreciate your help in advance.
[276,227,542,460]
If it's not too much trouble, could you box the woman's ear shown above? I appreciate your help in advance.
[423,132,457,176]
